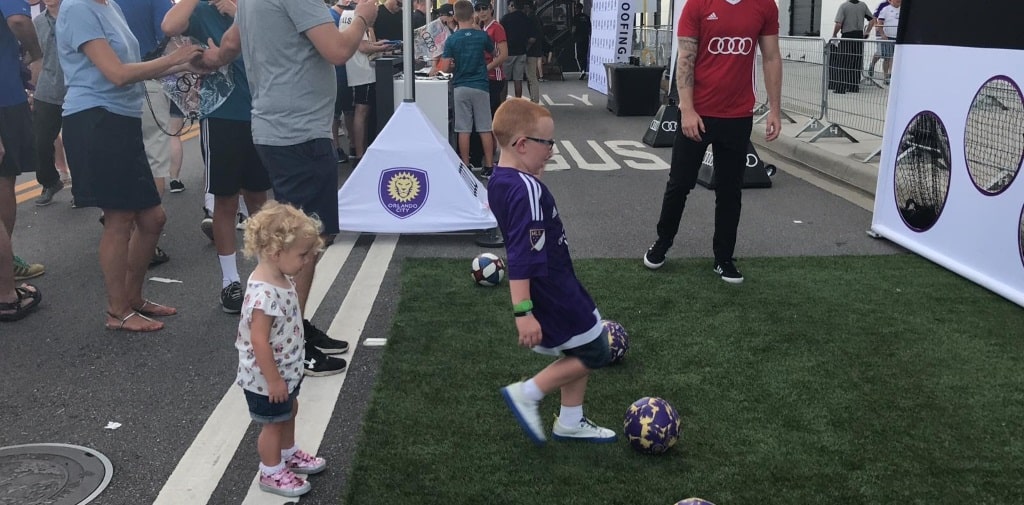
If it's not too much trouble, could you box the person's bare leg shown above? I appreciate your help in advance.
[0,182,15,303]
[0,176,15,239]
[353,104,370,158]
[213,194,240,255]
[168,116,184,182]
[531,356,589,394]
[514,80,524,98]
[240,189,267,220]
[294,246,320,313]
[558,373,588,410]
[153,177,165,199]
[481,132,494,168]
[54,133,70,181]
[127,205,171,313]
[458,132,471,166]
[100,209,163,330]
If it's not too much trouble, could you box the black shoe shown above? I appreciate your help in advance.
[337,148,349,164]
[303,319,349,354]
[201,208,214,241]
[713,259,744,284]
[303,345,347,377]
[643,240,670,270]
[221,281,243,314]
[35,182,64,206]
[480,165,494,178]
[169,179,185,193]
[149,247,170,268]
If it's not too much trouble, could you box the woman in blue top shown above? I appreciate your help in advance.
[57,0,202,332]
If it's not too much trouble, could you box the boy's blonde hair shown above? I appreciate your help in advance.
[492,98,552,148]
[453,0,473,21]
[242,201,325,259]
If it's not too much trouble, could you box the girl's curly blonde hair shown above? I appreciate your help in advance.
[242,201,325,259]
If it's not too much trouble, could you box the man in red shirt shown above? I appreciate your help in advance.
[643,0,782,284]
[477,0,506,174]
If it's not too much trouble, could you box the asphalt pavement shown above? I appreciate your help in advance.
[0,77,901,505]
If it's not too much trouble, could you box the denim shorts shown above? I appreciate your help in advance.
[562,327,612,370]
[244,382,301,424]
[254,139,340,235]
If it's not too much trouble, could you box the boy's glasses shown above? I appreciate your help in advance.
[523,136,556,148]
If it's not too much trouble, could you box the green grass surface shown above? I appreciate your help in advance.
[345,255,1024,505]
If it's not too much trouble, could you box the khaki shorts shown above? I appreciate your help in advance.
[141,80,172,179]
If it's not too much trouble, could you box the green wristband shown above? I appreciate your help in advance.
[512,300,533,313]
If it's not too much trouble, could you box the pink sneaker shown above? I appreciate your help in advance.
[259,467,311,497]
[285,449,327,475]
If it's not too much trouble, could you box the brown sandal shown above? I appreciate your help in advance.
[105,311,163,332]
[133,299,177,317]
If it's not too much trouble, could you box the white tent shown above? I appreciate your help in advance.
[337,102,496,233]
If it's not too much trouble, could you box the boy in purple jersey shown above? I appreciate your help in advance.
[487,98,616,446]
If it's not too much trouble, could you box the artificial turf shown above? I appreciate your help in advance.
[344,255,1024,505]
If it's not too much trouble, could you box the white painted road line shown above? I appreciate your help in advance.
[362,338,387,347]
[152,234,359,505]
[239,234,399,505]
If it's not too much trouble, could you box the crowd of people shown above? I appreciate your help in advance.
[829,0,901,93]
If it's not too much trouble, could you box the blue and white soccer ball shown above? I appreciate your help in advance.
[623,396,681,454]
[471,252,505,287]
[601,319,629,364]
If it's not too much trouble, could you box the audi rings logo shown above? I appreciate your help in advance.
[661,121,678,132]
[707,37,753,55]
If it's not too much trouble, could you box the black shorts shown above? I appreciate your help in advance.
[254,139,340,235]
[336,76,354,117]
[562,327,612,369]
[200,117,273,196]
[63,107,161,210]
[353,83,375,106]
[0,102,35,177]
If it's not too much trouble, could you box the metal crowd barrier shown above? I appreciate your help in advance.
[752,36,896,162]
[632,27,674,67]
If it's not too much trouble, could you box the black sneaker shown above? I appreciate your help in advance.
[337,148,349,164]
[643,240,670,270]
[303,345,347,377]
[169,179,185,193]
[713,259,744,284]
[149,246,170,268]
[303,319,349,354]
[201,208,214,241]
[221,281,243,314]
[34,182,64,206]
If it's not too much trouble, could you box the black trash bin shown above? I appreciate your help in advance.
[604,63,666,116]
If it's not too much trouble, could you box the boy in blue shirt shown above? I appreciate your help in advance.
[439,0,494,169]
[488,98,617,446]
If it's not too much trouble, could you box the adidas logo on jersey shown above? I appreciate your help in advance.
[706,12,718,20]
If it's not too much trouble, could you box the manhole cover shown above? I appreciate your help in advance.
[0,443,112,505]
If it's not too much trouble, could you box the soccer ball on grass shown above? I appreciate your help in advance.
[471,253,505,287]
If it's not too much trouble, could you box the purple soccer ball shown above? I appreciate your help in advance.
[601,319,629,364]
[623,396,681,454]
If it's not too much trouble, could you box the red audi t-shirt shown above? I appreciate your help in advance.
[677,0,779,118]
[483,20,507,81]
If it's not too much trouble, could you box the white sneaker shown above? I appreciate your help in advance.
[500,382,546,445]
[552,417,618,443]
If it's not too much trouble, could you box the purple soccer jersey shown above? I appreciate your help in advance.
[487,166,602,351]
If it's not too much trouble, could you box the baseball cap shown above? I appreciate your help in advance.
[474,0,492,9]
[437,3,454,16]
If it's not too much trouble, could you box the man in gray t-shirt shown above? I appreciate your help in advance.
[202,0,377,378]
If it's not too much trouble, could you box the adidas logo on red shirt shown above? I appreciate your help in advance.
[706,12,718,20]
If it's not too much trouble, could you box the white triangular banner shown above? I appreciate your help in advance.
[337,102,496,233]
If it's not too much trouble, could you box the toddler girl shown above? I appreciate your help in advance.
[238,201,327,497]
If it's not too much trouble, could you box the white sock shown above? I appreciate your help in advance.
[558,404,583,428]
[205,192,215,213]
[219,253,239,287]
[522,378,545,402]
[281,445,299,460]
[259,461,285,476]
[239,196,249,217]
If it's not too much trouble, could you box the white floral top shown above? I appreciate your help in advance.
[235,276,305,395]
